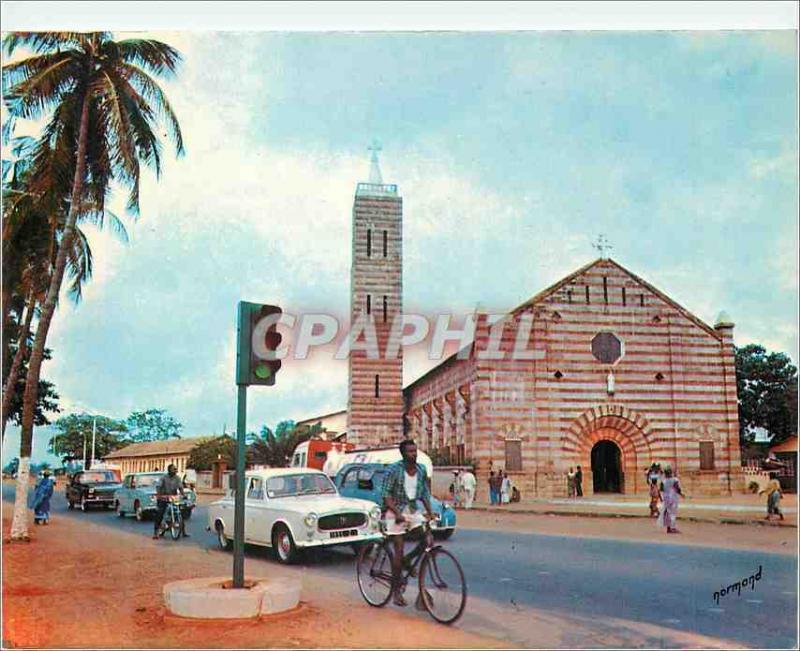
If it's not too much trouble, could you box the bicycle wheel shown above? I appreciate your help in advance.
[356,541,393,607]
[169,507,182,540]
[418,547,467,624]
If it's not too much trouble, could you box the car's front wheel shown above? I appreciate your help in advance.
[216,522,232,551]
[116,501,125,518]
[272,525,298,564]
[80,496,88,512]
[134,501,144,521]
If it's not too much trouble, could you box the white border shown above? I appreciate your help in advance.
[1,1,798,31]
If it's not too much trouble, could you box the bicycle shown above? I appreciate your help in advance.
[356,516,467,624]
[157,496,184,541]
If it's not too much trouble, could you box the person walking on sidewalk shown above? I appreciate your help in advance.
[500,471,511,505]
[657,466,684,534]
[575,466,583,497]
[488,471,497,505]
[567,467,576,498]
[759,473,784,521]
[648,476,660,517]
[460,468,476,509]
[31,469,54,525]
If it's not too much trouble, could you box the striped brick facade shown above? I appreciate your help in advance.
[405,258,743,498]
[347,183,404,447]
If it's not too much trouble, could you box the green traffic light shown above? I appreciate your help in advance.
[254,364,272,379]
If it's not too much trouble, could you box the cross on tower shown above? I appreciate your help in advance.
[592,234,613,259]
[367,139,383,184]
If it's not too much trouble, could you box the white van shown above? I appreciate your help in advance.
[323,446,433,480]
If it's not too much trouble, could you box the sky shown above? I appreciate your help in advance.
[2,18,798,464]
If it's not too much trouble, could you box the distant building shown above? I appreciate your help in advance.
[295,410,348,440]
[103,438,211,476]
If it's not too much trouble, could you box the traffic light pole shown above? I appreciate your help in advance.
[233,384,247,588]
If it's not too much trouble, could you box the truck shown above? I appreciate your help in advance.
[289,439,355,472]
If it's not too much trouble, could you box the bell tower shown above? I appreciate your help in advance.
[347,143,404,447]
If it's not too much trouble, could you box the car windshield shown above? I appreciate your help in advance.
[266,473,337,498]
[81,471,116,483]
[135,475,161,488]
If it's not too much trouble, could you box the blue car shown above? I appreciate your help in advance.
[333,463,456,539]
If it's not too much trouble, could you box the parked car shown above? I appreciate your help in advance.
[66,470,123,511]
[333,462,457,539]
[114,472,197,521]
[207,468,383,564]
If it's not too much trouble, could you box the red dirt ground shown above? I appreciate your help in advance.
[2,514,506,649]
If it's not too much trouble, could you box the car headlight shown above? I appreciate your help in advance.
[369,506,381,522]
[88,488,95,494]
[149,495,156,502]
[304,513,318,528]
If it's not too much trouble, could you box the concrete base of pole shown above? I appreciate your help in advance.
[163,576,301,619]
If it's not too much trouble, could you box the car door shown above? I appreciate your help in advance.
[338,467,361,500]
[245,476,268,544]
[118,475,129,509]
[69,473,82,503]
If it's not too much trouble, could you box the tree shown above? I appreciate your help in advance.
[736,344,798,446]
[2,335,60,433]
[3,32,184,540]
[187,436,241,472]
[48,414,128,464]
[248,420,311,468]
[125,408,182,442]
[2,132,124,438]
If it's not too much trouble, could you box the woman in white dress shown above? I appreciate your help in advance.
[500,472,512,505]
[657,466,685,534]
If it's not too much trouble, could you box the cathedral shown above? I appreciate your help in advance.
[310,151,743,498]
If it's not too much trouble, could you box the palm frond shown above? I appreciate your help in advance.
[113,39,182,78]
[118,63,184,156]
[2,32,103,56]
[64,226,93,303]
[3,52,81,120]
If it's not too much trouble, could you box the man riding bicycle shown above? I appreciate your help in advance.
[152,464,189,540]
[382,439,435,607]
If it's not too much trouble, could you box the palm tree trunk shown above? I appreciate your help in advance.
[9,90,91,542]
[1,295,35,440]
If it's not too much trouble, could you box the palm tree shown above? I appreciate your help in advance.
[3,32,184,540]
[1,134,125,439]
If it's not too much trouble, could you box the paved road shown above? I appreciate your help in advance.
[4,484,797,648]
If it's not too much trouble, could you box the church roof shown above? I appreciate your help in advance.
[509,257,723,340]
[403,257,724,393]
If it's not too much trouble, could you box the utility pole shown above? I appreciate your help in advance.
[90,417,97,468]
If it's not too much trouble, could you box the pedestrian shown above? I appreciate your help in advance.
[511,486,521,502]
[567,467,576,498]
[460,468,477,509]
[648,476,660,517]
[657,465,684,534]
[759,473,784,521]
[488,471,496,505]
[450,471,462,508]
[31,469,54,525]
[500,471,512,505]
[575,465,583,497]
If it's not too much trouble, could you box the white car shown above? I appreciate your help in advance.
[207,468,383,564]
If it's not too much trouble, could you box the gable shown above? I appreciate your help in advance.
[510,258,722,340]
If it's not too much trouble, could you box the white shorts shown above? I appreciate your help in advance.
[383,508,427,536]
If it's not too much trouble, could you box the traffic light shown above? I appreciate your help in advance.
[236,302,283,386]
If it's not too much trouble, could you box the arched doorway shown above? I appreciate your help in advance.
[591,440,623,493]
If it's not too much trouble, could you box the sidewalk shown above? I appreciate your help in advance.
[459,493,797,527]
